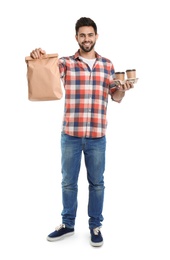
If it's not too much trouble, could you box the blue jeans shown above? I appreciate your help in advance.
[61,133,106,229]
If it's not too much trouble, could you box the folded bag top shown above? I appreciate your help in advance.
[25,53,63,101]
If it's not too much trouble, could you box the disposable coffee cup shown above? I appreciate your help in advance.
[115,72,125,81]
[126,69,136,79]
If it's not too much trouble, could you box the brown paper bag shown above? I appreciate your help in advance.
[25,54,63,101]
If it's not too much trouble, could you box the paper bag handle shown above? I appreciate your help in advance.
[25,53,59,62]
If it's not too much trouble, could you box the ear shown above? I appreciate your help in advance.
[75,35,78,42]
[96,34,99,40]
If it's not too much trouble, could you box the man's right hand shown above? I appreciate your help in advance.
[30,48,46,59]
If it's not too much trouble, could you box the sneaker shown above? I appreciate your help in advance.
[90,227,103,247]
[46,224,74,242]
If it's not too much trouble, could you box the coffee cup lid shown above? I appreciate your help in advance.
[126,69,136,72]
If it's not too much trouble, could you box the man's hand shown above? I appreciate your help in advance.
[117,80,134,91]
[30,48,46,59]
[111,81,134,102]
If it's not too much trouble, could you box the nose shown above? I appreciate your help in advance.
[84,35,90,41]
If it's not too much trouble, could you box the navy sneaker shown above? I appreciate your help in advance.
[90,227,103,247]
[47,224,74,242]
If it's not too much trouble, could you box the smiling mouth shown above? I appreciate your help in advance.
[83,42,91,46]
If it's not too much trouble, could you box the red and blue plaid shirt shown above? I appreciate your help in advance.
[59,50,115,138]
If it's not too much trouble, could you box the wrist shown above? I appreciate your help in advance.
[111,89,125,102]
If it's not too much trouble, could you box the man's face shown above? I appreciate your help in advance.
[75,26,98,52]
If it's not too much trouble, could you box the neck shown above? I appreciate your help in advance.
[79,49,96,59]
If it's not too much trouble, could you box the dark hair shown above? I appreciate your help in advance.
[75,17,97,35]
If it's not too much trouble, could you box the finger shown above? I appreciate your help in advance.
[30,48,45,59]
[35,48,41,58]
[124,82,131,91]
[117,84,125,92]
[117,84,122,90]
[30,52,38,59]
[38,48,46,55]
[127,81,134,89]
[30,49,39,59]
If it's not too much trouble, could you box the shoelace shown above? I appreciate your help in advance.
[55,224,65,231]
[93,227,101,235]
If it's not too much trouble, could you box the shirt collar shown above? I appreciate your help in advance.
[74,50,101,60]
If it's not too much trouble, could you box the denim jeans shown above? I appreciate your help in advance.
[61,133,106,229]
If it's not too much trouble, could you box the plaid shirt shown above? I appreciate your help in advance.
[59,50,115,138]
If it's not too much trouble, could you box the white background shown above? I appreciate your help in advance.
[0,0,170,259]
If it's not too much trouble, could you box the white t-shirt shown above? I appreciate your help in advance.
[80,56,96,70]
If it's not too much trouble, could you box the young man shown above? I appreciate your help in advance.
[30,17,133,247]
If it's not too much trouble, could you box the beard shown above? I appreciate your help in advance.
[78,41,96,52]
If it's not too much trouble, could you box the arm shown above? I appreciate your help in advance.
[30,48,63,80]
[111,81,134,103]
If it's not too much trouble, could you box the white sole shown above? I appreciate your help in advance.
[90,240,103,247]
[46,231,74,242]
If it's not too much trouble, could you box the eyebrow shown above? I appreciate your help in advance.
[79,33,95,37]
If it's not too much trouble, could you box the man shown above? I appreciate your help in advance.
[30,17,133,247]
